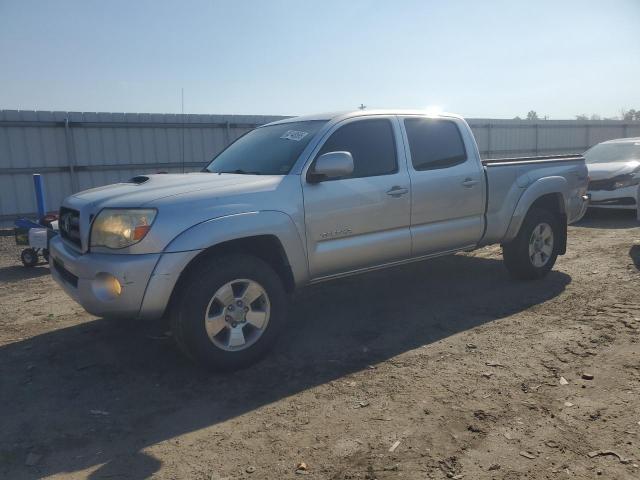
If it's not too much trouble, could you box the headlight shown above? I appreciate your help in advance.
[613,174,639,189]
[90,208,157,249]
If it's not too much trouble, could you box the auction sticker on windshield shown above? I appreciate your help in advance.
[280,130,309,141]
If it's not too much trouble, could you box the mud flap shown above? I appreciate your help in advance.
[558,214,567,255]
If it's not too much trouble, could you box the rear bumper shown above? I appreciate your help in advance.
[49,236,199,320]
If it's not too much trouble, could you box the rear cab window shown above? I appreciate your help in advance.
[317,118,398,179]
[404,118,467,171]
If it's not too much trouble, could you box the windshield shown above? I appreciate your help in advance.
[205,120,327,175]
[584,142,640,164]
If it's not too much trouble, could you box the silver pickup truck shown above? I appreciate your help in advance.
[50,110,589,370]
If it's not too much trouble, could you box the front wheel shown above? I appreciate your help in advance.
[503,208,561,280]
[170,253,288,371]
[21,248,39,267]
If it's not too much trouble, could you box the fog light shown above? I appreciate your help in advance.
[92,273,122,301]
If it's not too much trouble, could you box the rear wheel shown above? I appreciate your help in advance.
[170,253,287,371]
[503,208,560,280]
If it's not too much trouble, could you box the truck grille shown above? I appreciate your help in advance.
[59,207,82,249]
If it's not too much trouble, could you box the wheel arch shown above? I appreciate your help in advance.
[503,177,568,254]
[164,233,297,324]
[162,210,309,318]
[180,233,295,289]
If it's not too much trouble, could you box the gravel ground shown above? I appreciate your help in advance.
[0,209,639,480]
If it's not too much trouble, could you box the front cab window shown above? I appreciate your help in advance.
[311,118,398,181]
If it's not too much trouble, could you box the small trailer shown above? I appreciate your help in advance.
[14,217,58,267]
[13,173,59,267]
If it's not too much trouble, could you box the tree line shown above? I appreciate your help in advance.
[512,109,640,121]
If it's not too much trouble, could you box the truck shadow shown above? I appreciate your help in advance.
[573,208,638,229]
[629,245,640,270]
[0,253,570,479]
[0,264,50,283]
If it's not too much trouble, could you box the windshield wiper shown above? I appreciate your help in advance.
[216,169,261,175]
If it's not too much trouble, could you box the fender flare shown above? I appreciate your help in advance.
[503,176,568,244]
[164,210,309,286]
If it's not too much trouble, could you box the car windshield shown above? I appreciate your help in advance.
[584,142,640,164]
[205,120,327,175]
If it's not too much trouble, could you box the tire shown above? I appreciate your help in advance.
[170,253,288,371]
[42,249,49,263]
[21,248,39,267]
[502,208,561,280]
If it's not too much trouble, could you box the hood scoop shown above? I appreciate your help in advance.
[128,175,150,185]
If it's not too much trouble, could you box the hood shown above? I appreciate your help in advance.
[67,172,284,209]
[586,160,640,180]
[59,172,301,254]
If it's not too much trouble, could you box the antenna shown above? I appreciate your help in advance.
[181,87,185,173]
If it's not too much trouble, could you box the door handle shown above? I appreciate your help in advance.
[462,178,479,188]
[386,186,409,197]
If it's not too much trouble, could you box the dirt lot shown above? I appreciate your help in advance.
[1,210,639,480]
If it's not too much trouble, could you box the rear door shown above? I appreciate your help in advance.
[400,116,485,256]
[302,116,411,279]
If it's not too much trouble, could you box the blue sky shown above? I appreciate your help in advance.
[1,0,638,119]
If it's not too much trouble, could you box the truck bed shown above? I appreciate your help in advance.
[480,153,588,246]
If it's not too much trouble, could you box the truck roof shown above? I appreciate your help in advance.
[264,109,464,127]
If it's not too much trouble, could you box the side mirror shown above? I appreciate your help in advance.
[307,151,354,183]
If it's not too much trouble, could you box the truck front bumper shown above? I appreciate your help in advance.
[49,236,200,320]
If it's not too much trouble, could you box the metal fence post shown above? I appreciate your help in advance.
[486,123,492,158]
[63,118,80,192]
[534,123,539,155]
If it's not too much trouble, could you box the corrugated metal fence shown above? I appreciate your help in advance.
[0,110,286,224]
[469,118,640,159]
[2,110,640,225]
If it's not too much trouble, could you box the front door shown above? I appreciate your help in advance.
[302,117,411,279]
